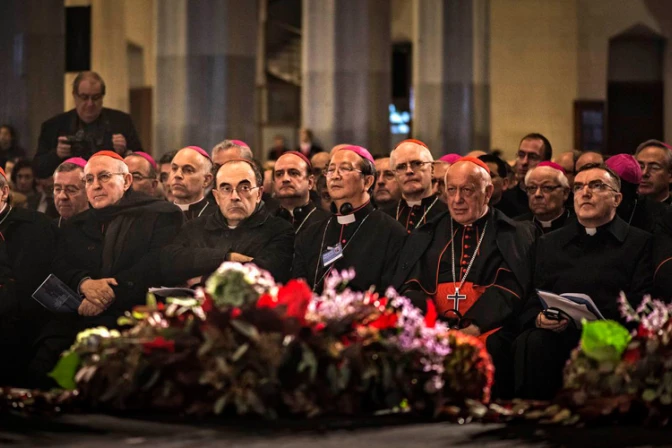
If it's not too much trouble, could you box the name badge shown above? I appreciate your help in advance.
[321,243,344,267]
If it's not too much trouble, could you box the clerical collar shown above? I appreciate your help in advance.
[578,216,627,241]
[536,209,567,228]
[407,200,421,207]
[336,201,373,225]
[174,196,206,212]
[585,227,597,236]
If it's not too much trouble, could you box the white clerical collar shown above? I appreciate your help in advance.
[538,219,553,228]
[227,225,237,229]
[337,214,356,225]
[406,200,422,207]
[585,227,597,236]
[174,196,205,212]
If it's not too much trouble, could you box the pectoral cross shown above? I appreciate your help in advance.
[447,287,467,310]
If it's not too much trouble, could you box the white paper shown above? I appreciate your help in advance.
[537,290,604,327]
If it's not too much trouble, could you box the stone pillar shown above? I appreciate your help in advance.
[155,0,258,156]
[0,0,64,156]
[412,0,490,156]
[302,0,391,155]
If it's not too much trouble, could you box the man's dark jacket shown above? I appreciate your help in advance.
[34,108,142,178]
[392,209,537,318]
[51,190,183,325]
[161,203,294,284]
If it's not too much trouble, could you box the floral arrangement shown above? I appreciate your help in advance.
[560,293,672,424]
[48,263,493,419]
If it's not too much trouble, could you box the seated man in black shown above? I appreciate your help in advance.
[34,71,142,178]
[292,145,406,293]
[515,161,572,234]
[30,151,183,384]
[0,166,58,386]
[161,159,294,284]
[513,163,653,400]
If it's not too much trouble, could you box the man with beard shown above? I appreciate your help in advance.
[500,133,553,217]
[635,139,672,205]
[383,139,447,233]
[161,159,294,284]
[53,157,89,228]
[515,162,572,234]
[30,151,183,386]
[0,166,58,386]
[168,146,216,220]
[373,157,401,208]
[513,163,653,399]
[293,145,406,293]
[273,151,328,234]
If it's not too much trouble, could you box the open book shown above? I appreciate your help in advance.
[537,290,604,327]
[32,274,82,313]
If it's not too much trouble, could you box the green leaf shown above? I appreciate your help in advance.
[297,344,318,382]
[214,394,228,414]
[230,320,260,341]
[580,320,631,362]
[642,388,658,402]
[48,351,81,390]
[146,292,157,308]
[232,343,249,362]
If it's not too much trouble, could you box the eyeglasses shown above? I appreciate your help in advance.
[445,186,476,198]
[217,184,260,197]
[394,160,432,174]
[572,180,618,194]
[524,184,564,195]
[75,93,104,102]
[84,172,126,185]
[53,185,83,195]
[131,173,155,182]
[379,170,395,181]
[324,165,363,177]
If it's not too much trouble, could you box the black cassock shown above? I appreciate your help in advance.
[292,202,406,294]
[513,216,653,399]
[515,209,573,234]
[381,194,448,234]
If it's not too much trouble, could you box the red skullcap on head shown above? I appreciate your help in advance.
[538,161,566,174]
[279,151,312,170]
[90,150,125,162]
[337,145,374,164]
[63,157,87,168]
[606,153,642,185]
[394,138,429,150]
[230,140,250,148]
[439,153,461,164]
[185,146,211,160]
[455,156,491,175]
[132,151,158,170]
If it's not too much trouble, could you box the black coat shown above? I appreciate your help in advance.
[34,108,142,178]
[161,203,295,284]
[498,185,530,218]
[0,207,58,385]
[392,208,537,316]
[51,190,183,324]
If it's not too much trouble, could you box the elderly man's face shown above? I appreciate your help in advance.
[374,158,401,204]
[54,169,88,219]
[573,168,622,226]
[74,79,104,124]
[392,143,433,199]
[213,162,262,226]
[445,162,493,225]
[326,150,372,203]
[515,138,545,180]
[169,149,212,203]
[432,162,449,202]
[125,155,157,197]
[556,152,576,187]
[84,157,131,209]
[525,167,569,220]
[637,146,672,200]
[274,154,312,201]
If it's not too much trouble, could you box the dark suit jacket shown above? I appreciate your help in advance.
[34,108,142,178]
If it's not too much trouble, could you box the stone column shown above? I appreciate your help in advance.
[302,0,391,155]
[412,0,490,157]
[155,0,258,156]
[0,0,64,156]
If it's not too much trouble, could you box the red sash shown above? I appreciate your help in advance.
[433,281,498,342]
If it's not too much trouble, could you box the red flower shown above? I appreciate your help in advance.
[256,293,277,308]
[425,299,437,328]
[369,311,399,330]
[313,322,326,332]
[142,336,175,354]
[636,324,652,339]
[231,307,242,319]
[201,293,214,313]
[623,347,641,365]
[276,279,312,324]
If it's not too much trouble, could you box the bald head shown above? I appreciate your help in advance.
[445,161,493,224]
[310,151,331,174]
[575,151,603,172]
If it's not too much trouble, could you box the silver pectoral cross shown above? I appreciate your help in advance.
[447,287,467,310]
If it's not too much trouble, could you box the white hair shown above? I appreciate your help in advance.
[211,140,254,161]
[445,161,492,193]
[524,165,569,189]
[389,142,434,167]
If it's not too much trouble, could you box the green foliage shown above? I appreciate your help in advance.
[580,320,631,362]
[48,351,81,390]
[206,270,259,308]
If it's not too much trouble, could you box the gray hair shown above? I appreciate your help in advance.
[211,140,254,161]
[524,165,570,189]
